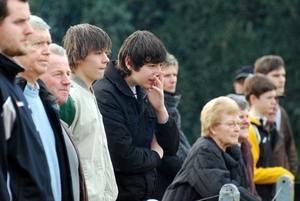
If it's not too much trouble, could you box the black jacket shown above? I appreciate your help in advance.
[162,137,260,201]
[0,54,54,201]
[93,61,180,200]
[151,91,191,200]
[16,77,74,201]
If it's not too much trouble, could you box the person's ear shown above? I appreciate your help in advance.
[249,94,257,104]
[125,56,132,70]
[209,125,217,136]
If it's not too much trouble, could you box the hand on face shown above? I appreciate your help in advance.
[146,70,165,111]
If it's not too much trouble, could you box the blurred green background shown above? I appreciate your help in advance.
[30,0,300,179]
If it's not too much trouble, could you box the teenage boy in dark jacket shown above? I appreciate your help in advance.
[254,55,298,176]
[0,0,54,200]
[93,30,180,201]
[244,74,294,201]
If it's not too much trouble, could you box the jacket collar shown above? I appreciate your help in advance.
[70,73,94,93]
[164,91,181,108]
[0,53,25,82]
[105,61,147,99]
[249,116,267,127]
[15,76,58,105]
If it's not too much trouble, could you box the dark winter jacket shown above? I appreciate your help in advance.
[0,54,54,201]
[275,105,298,175]
[16,77,74,201]
[151,91,191,200]
[162,137,260,201]
[93,61,180,201]
[248,117,294,201]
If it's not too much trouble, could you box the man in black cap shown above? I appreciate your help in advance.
[233,65,253,95]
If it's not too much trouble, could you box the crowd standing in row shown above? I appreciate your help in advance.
[0,0,297,201]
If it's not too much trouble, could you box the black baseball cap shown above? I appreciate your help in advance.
[234,65,254,80]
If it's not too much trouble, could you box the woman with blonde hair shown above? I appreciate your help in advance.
[163,96,260,201]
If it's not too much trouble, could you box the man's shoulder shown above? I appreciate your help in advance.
[93,76,113,90]
[278,104,289,118]
[70,81,88,95]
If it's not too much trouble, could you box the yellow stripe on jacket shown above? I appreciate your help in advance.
[248,116,294,184]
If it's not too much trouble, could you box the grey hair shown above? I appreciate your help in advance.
[226,94,249,110]
[29,15,50,30]
[49,43,67,58]
[162,53,178,70]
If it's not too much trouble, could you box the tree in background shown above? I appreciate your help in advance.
[30,0,300,179]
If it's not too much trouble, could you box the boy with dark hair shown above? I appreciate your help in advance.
[93,30,180,201]
[244,74,294,201]
[63,23,118,201]
[254,55,298,176]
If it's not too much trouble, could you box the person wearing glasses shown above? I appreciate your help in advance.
[162,96,259,201]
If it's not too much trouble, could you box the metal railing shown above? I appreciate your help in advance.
[197,175,294,201]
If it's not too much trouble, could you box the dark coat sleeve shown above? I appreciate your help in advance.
[155,116,180,156]
[0,108,10,200]
[96,89,161,173]
[279,106,298,175]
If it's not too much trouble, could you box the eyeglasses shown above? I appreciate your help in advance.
[218,121,241,128]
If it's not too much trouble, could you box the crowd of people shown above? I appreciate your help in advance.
[0,0,298,201]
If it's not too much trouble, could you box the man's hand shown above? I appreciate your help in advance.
[146,71,169,123]
[151,134,163,158]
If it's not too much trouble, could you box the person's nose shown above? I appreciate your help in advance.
[24,22,33,36]
[280,75,286,84]
[102,53,110,64]
[234,123,240,131]
[43,44,51,55]
[154,65,161,75]
[62,73,71,86]
[271,98,278,106]
[170,75,177,83]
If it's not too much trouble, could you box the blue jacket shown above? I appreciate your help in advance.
[0,54,54,201]
[93,61,180,200]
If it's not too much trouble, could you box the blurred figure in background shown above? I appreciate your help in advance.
[151,53,191,200]
[233,65,253,96]
[254,55,298,176]
[244,74,294,201]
